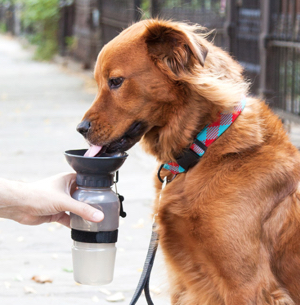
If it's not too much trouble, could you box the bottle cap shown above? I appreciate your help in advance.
[64,149,128,187]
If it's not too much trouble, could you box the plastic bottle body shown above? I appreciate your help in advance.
[71,187,120,232]
[70,187,119,285]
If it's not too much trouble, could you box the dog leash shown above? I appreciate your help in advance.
[129,176,168,305]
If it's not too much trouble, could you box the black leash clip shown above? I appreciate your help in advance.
[118,194,126,218]
[114,171,126,218]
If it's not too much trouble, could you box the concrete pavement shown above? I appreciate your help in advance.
[0,35,170,305]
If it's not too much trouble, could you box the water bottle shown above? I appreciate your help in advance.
[64,149,127,285]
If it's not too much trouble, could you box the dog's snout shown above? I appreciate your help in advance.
[76,120,91,137]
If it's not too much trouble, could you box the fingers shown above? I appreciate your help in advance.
[64,198,104,223]
[61,172,77,195]
[50,212,71,228]
[29,173,104,226]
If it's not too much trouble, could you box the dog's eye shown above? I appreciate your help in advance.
[108,77,124,89]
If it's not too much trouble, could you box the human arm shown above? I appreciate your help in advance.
[0,173,104,227]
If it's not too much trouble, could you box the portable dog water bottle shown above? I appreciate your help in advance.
[64,149,127,285]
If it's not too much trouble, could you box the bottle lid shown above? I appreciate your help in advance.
[64,149,128,187]
[76,173,114,187]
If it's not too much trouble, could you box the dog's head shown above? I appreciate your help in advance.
[77,19,247,160]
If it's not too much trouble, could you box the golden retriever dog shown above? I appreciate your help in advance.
[76,19,300,304]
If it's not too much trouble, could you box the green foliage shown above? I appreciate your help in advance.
[65,35,77,53]
[0,0,12,4]
[19,0,59,60]
[140,0,151,19]
[0,22,6,33]
[163,0,222,11]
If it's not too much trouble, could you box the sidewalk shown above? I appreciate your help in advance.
[0,35,169,305]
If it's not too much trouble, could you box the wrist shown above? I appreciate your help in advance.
[0,178,27,218]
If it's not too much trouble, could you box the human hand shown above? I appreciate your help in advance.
[0,173,104,227]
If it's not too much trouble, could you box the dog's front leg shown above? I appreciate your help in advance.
[219,244,295,305]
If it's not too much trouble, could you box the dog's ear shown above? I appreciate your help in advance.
[144,21,208,76]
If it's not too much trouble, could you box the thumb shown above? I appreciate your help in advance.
[64,198,104,223]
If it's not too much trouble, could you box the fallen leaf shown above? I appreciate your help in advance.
[106,292,125,302]
[62,267,73,273]
[14,275,24,282]
[150,286,161,295]
[92,295,100,303]
[31,275,53,284]
[99,287,111,295]
[24,286,37,294]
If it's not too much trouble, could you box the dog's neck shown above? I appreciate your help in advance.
[142,96,251,174]
[162,96,247,174]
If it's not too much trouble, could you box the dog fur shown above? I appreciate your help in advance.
[79,19,300,304]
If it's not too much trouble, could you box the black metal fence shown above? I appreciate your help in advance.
[58,1,75,56]
[1,0,300,121]
[228,0,261,94]
[151,0,227,49]
[150,0,300,121]
[266,0,300,119]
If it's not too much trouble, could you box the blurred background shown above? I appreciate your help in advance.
[0,0,300,304]
[1,0,300,119]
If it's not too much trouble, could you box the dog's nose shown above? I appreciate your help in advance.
[76,120,91,137]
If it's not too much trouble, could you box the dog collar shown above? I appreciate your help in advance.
[161,96,247,177]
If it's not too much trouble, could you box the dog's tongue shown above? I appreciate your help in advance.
[84,145,103,157]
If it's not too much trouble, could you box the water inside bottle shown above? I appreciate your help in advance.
[72,242,116,285]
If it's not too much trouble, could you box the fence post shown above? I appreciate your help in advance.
[258,0,271,99]
[224,0,232,52]
[151,0,162,18]
[224,0,240,54]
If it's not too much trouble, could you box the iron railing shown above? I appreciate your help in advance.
[266,0,300,119]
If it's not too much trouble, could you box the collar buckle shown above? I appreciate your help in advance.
[176,148,201,171]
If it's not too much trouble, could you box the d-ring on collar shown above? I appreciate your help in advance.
[157,164,177,183]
